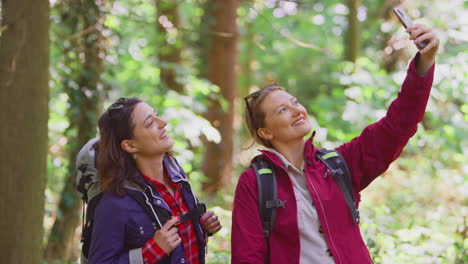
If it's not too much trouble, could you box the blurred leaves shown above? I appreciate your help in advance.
[45,0,467,263]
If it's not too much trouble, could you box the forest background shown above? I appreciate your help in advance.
[0,0,467,263]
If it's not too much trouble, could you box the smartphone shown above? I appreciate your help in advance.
[392,8,427,49]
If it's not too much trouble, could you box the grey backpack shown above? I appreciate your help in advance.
[76,137,101,204]
[75,137,101,264]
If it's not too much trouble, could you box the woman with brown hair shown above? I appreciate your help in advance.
[232,24,439,264]
[89,98,221,264]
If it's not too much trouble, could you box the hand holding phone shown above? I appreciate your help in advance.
[392,8,428,49]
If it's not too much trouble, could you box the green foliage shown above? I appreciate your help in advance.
[235,1,467,263]
[308,43,467,264]
[45,0,467,263]
[205,206,232,263]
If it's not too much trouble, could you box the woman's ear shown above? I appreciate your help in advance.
[121,139,137,154]
[257,128,273,141]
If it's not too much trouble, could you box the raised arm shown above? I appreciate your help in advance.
[337,24,439,192]
[408,24,439,76]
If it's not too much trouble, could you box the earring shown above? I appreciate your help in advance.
[132,153,137,160]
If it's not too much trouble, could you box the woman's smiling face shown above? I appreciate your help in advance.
[128,102,173,157]
[257,89,311,147]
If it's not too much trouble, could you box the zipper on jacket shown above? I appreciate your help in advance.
[165,181,207,258]
[186,183,206,254]
[305,173,343,264]
[141,189,164,228]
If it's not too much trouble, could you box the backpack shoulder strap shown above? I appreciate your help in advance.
[81,192,103,261]
[315,149,360,225]
[252,156,286,264]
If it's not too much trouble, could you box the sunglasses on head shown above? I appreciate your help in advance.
[107,97,128,118]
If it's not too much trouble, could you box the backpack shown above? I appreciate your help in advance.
[75,137,102,264]
[75,138,172,263]
[75,138,207,264]
[252,148,360,264]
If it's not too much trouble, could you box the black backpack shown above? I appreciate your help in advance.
[252,148,360,264]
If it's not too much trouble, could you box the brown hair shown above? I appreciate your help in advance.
[97,97,141,196]
[244,83,284,148]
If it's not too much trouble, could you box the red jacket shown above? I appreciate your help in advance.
[232,55,435,264]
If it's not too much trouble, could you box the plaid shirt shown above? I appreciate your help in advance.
[141,174,200,264]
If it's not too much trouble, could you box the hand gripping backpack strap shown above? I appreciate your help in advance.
[252,157,286,264]
[316,149,360,225]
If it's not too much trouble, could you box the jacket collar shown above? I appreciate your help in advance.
[257,130,317,168]
[162,153,188,183]
[303,130,317,159]
[267,148,305,172]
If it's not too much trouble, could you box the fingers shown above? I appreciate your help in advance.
[169,232,182,246]
[406,23,426,32]
[162,228,180,243]
[201,213,216,228]
[405,23,439,54]
[155,231,181,254]
[200,210,214,224]
[153,219,181,254]
[206,221,222,233]
[413,31,434,44]
[405,24,421,35]
[157,224,179,241]
[166,225,179,236]
[419,36,439,54]
[202,213,222,234]
[406,24,430,40]
[162,216,180,231]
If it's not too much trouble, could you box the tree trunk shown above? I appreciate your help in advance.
[345,0,361,62]
[201,0,238,193]
[155,0,184,93]
[194,0,214,79]
[44,0,105,262]
[241,19,254,95]
[238,18,255,143]
[0,0,49,263]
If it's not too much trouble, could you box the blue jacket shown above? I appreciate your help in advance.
[88,154,206,264]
